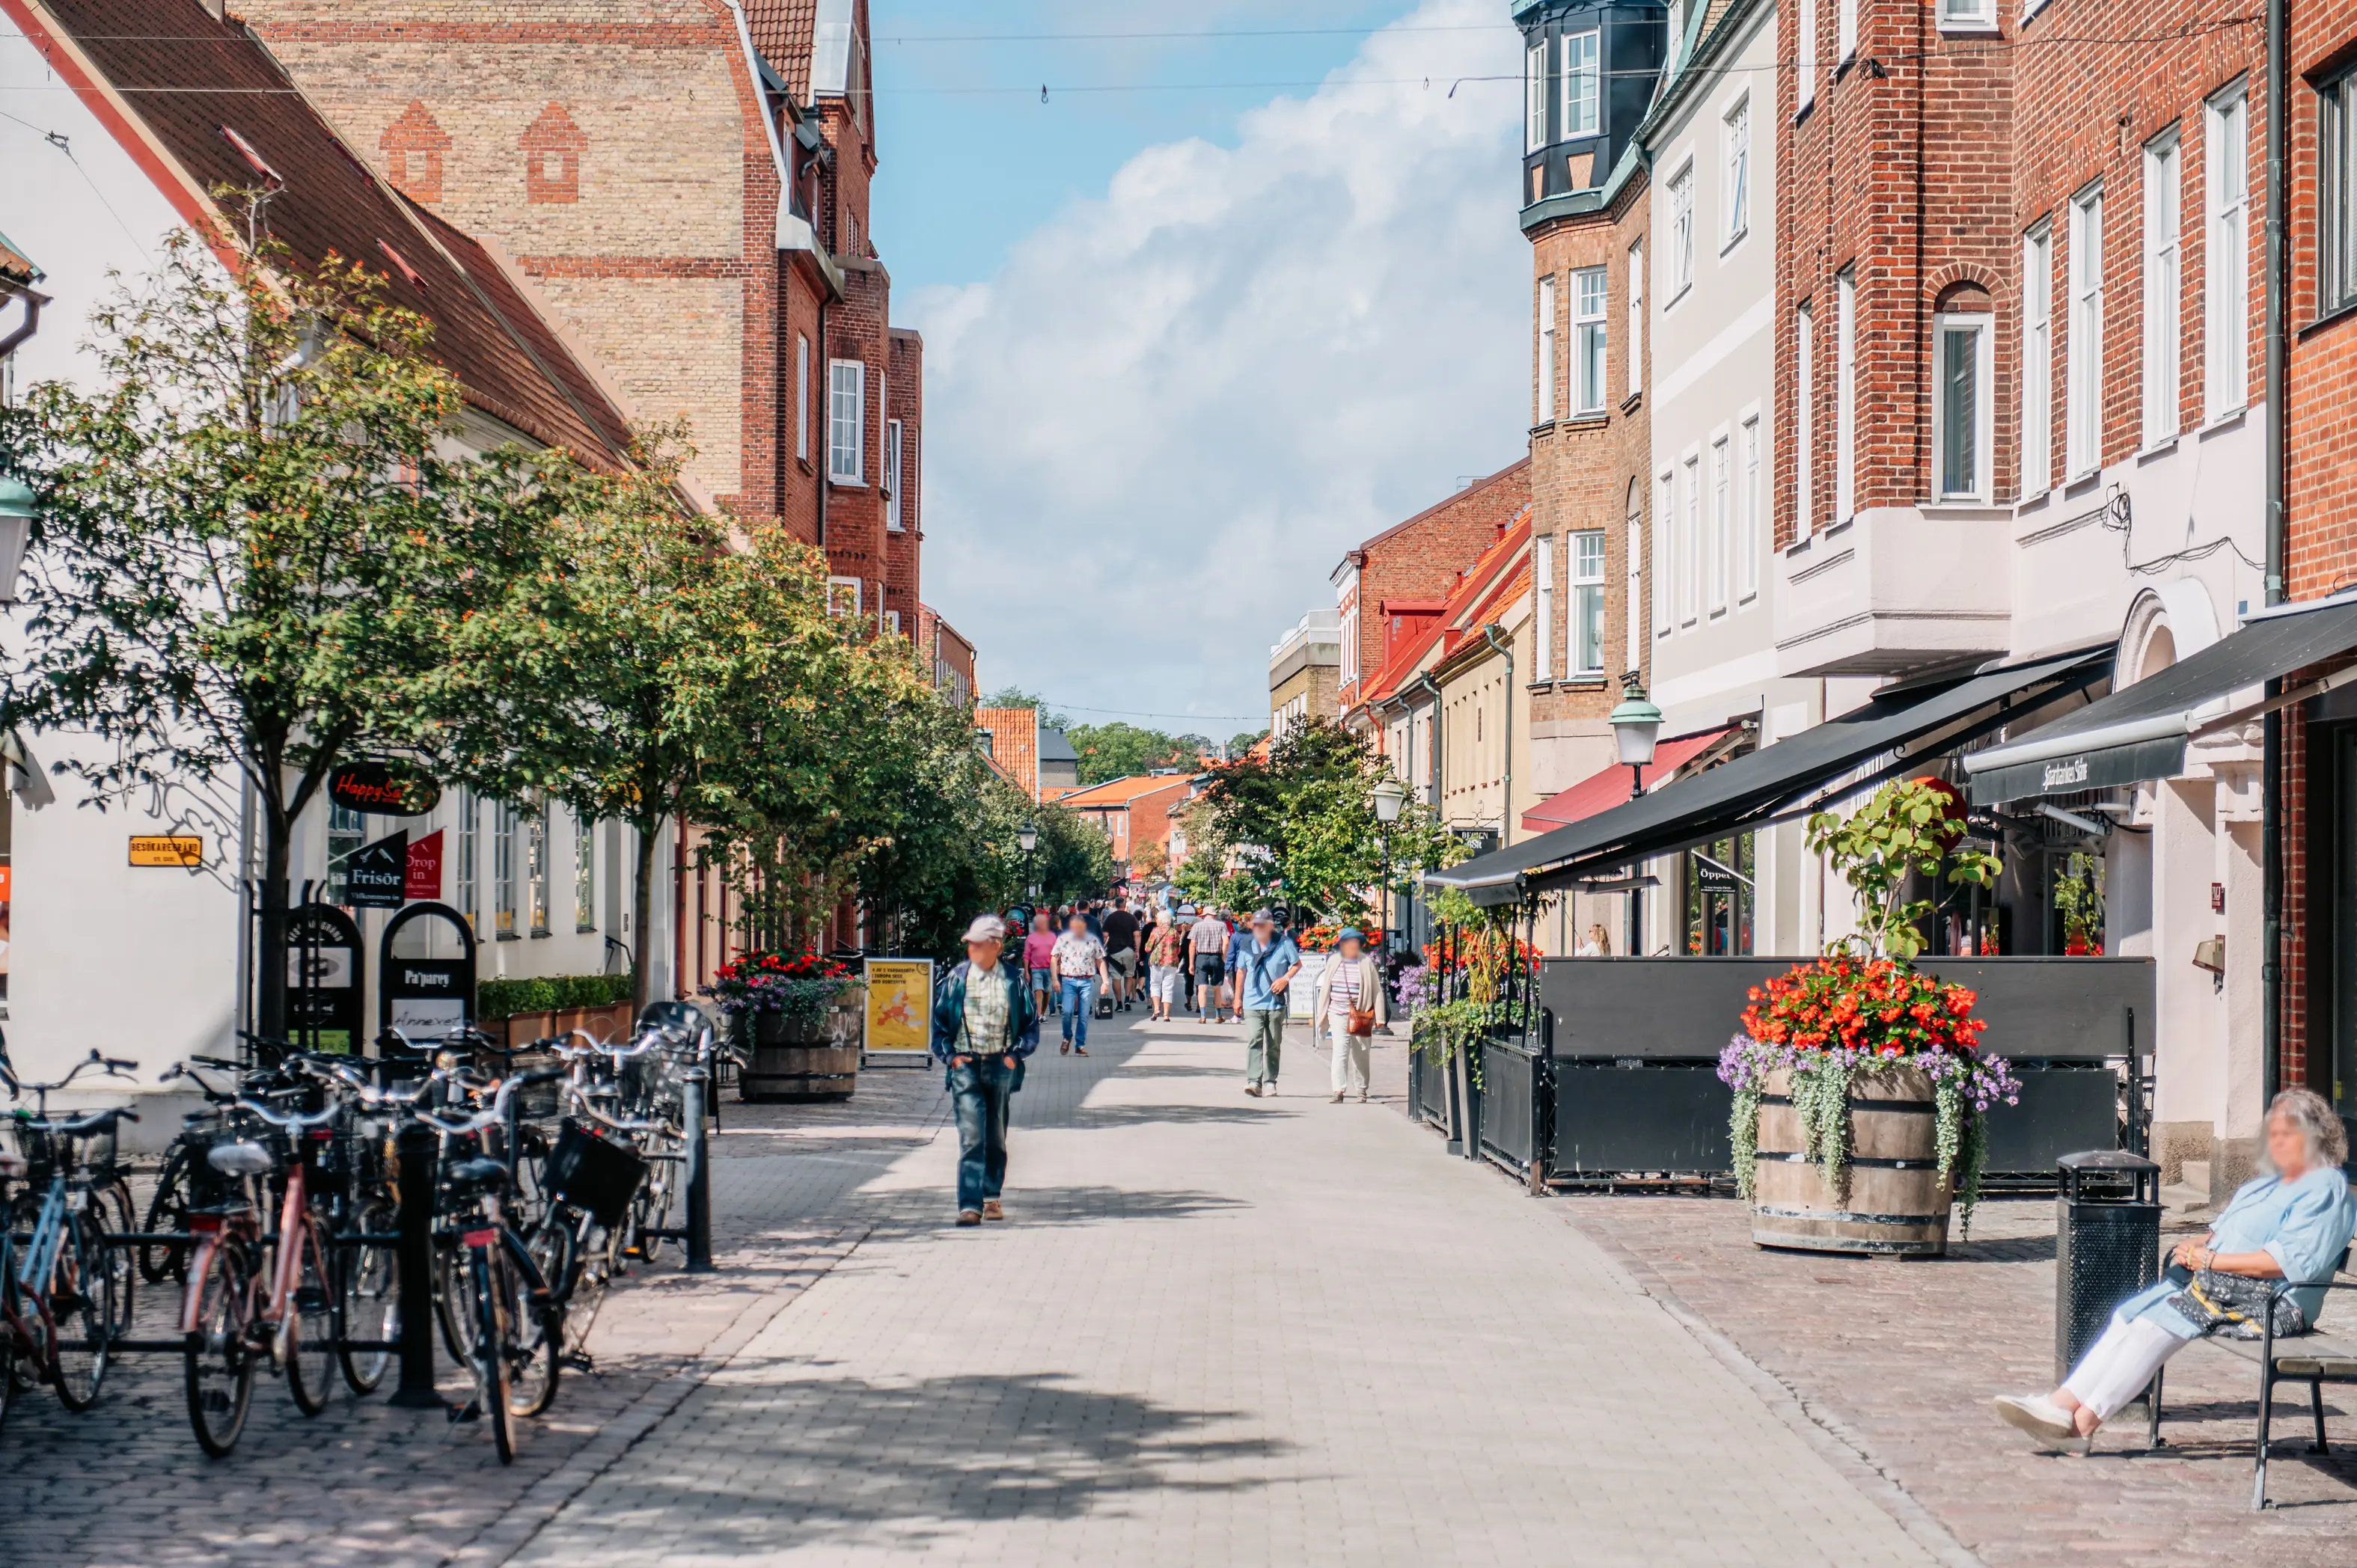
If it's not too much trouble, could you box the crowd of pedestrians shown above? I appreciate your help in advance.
[943,892,1393,1222]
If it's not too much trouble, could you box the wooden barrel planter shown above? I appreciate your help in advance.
[738,992,863,1103]
[1751,1066,1952,1257]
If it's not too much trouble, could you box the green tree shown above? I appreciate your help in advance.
[1804,778,2000,961]
[1226,728,1271,758]
[1,220,556,1035]
[1063,720,1193,785]
[976,686,1071,729]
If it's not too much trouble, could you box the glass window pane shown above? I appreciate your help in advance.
[1941,325,1978,496]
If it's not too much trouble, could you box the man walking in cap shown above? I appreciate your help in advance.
[1234,909,1301,1097]
[930,915,1040,1225]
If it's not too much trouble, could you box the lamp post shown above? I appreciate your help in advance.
[0,475,37,604]
[1370,777,1406,955]
[1607,674,1663,958]
[1018,818,1039,906]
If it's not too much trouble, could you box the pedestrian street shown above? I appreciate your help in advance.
[504,1008,1937,1567]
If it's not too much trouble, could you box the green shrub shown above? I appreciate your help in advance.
[477,972,635,1020]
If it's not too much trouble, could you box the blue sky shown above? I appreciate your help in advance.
[870,0,1532,732]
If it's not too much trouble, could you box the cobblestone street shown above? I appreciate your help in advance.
[5,1009,2353,1565]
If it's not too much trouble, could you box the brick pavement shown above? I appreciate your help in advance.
[501,1011,1936,1566]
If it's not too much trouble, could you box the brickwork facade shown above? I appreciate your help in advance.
[1334,459,1532,710]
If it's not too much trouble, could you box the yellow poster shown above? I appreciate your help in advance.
[863,958,934,1055]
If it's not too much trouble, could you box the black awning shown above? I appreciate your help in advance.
[1427,646,2112,905]
[1963,595,2357,806]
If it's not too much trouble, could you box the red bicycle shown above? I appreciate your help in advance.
[180,1088,341,1457]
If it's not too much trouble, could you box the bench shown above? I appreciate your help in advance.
[2146,1246,2357,1510]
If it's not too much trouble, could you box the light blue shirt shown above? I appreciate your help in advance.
[2115,1165,2356,1338]
[1234,934,1300,1011]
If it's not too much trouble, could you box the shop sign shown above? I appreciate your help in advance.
[344,830,409,909]
[327,759,441,818]
[405,830,444,901]
[379,902,476,1039]
[862,958,934,1056]
[288,902,364,1054]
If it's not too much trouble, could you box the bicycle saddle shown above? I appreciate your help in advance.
[447,1156,510,1195]
[207,1141,274,1177]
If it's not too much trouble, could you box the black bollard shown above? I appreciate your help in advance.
[388,1121,444,1408]
[682,1062,712,1273]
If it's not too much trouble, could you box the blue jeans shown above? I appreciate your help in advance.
[1059,979,1096,1046]
[948,1057,1016,1213]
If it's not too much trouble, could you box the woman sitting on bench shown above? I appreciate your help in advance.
[1996,1088,2356,1445]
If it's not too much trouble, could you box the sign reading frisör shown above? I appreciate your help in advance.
[327,759,441,818]
[343,830,408,909]
[862,958,934,1056]
[129,834,203,867]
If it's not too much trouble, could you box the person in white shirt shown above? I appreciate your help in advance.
[1051,913,1109,1056]
[1188,908,1230,1023]
[1312,928,1387,1102]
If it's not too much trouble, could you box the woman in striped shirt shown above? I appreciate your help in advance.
[1312,928,1387,1103]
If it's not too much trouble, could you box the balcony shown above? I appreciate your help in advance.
[1773,506,2011,678]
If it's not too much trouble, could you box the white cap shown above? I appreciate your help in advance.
[963,914,1006,945]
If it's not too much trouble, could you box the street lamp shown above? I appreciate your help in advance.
[1018,818,1039,904]
[0,476,37,604]
[1370,777,1406,955]
[1607,673,1663,958]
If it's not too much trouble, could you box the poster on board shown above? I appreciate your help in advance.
[1286,951,1331,1021]
[862,958,934,1060]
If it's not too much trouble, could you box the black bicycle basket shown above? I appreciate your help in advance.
[544,1124,646,1227]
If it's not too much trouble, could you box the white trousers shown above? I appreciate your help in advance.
[1327,1016,1369,1094]
[2061,1316,2191,1421]
[1151,966,1182,1006]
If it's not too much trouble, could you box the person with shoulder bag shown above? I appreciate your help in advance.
[1312,927,1386,1102]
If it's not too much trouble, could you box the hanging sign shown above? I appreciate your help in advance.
[287,902,364,1054]
[327,759,441,817]
[379,901,477,1039]
[862,958,934,1056]
[405,829,444,901]
[129,834,204,867]
[344,830,409,909]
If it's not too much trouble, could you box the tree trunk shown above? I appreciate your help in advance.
[255,814,293,1044]
[632,818,659,1014]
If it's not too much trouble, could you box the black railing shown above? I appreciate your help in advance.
[1477,1033,1547,1187]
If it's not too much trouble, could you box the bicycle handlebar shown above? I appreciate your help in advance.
[405,1068,564,1136]
[235,1096,340,1131]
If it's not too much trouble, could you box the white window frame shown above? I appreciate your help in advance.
[1709,432,1732,613]
[2206,82,2249,422]
[1537,274,1558,423]
[1939,0,1997,31]
[1834,268,1856,523]
[795,334,810,465]
[2021,224,2052,494]
[1722,96,1750,246]
[2067,185,2104,478]
[1574,266,1608,414]
[2323,70,2357,317]
[1562,29,1601,139]
[885,418,905,529]
[1669,162,1696,300]
[1534,533,1556,681]
[2142,131,2181,447]
[1838,0,1858,65]
[1738,411,1762,602]
[1526,38,1549,153]
[1931,313,1993,503]
[828,358,865,484]
[1681,451,1702,626]
[827,575,861,617]
[1794,304,1815,542]
[574,810,596,932]
[1572,529,1607,675]
[1654,470,1675,638]
[1627,240,1644,396]
[1624,483,1644,664]
[1799,0,1818,112]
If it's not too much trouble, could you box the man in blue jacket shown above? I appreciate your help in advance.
[930,914,1042,1225]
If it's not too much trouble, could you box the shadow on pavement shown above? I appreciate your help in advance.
[534,1371,1290,1552]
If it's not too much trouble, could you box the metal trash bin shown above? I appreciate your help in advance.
[2055,1149,2162,1382]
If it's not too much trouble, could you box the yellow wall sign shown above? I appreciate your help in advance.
[129,834,204,868]
[862,958,934,1054]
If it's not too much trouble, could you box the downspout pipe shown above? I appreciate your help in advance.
[2263,0,2287,1098]
[1479,624,1514,846]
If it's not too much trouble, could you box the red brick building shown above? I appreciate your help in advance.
[236,0,922,627]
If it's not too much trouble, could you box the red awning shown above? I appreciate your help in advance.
[1520,730,1733,833]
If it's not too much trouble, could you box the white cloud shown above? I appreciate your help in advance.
[909,0,1527,731]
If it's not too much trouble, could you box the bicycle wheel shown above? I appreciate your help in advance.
[560,1216,619,1360]
[469,1245,516,1463]
[435,1234,480,1364]
[630,1139,677,1266]
[6,1197,45,1395]
[51,1207,117,1411]
[285,1214,338,1416]
[0,1242,19,1441]
[100,1179,138,1329]
[503,1231,560,1419]
[140,1148,192,1284]
[184,1238,256,1457]
[338,1199,397,1394]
